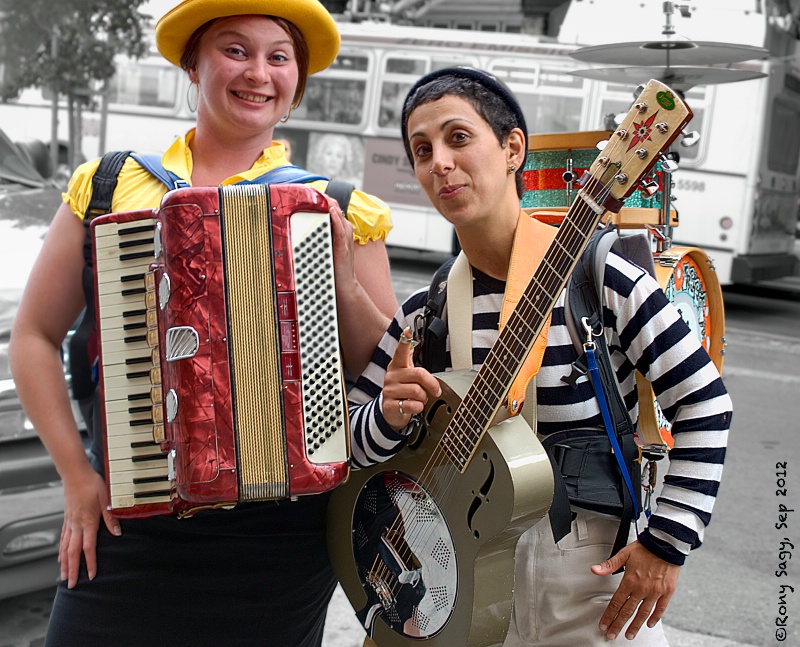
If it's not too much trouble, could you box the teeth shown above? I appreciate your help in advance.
[235,92,269,103]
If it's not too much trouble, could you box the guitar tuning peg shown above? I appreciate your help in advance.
[680,131,701,148]
[596,140,608,151]
[659,154,679,173]
[639,179,660,197]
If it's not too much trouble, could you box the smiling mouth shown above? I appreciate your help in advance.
[233,91,271,103]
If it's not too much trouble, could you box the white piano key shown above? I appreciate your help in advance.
[104,407,154,427]
[107,443,165,462]
[111,493,172,509]
[110,480,172,498]
[107,455,169,474]
[105,430,156,449]
[107,464,170,485]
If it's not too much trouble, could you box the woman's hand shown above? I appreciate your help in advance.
[326,195,397,378]
[59,464,121,588]
[381,328,441,430]
[327,198,356,287]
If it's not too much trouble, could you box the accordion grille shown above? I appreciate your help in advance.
[221,186,287,500]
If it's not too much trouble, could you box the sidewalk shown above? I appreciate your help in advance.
[321,586,760,647]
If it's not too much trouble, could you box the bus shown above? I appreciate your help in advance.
[2,13,798,284]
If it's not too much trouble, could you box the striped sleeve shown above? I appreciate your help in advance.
[602,251,731,565]
[347,288,429,468]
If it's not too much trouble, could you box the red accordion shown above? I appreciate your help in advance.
[92,184,350,518]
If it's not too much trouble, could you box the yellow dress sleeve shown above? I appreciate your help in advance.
[62,158,103,220]
[308,180,392,245]
[346,189,393,245]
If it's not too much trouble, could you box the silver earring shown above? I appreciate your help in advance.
[187,82,198,113]
[280,109,291,123]
[508,164,517,174]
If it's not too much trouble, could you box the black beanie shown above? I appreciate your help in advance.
[400,66,528,166]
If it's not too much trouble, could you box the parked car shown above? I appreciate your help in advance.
[0,129,87,600]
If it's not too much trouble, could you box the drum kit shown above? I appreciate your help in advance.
[521,2,766,447]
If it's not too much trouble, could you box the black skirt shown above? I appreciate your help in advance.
[45,493,338,647]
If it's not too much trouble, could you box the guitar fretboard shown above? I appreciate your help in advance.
[440,197,605,471]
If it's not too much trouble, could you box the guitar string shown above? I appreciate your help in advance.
[364,129,671,609]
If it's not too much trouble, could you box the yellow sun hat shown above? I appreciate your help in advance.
[155,0,341,74]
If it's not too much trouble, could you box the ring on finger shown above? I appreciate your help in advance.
[399,399,405,416]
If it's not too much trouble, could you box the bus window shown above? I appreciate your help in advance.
[492,62,583,134]
[293,52,369,125]
[379,81,413,129]
[330,53,369,73]
[386,58,426,75]
[516,93,583,133]
[768,98,800,175]
[108,62,179,110]
[294,78,366,124]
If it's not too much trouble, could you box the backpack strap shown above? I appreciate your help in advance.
[323,179,356,216]
[70,150,133,401]
[562,225,644,560]
[130,154,328,191]
[413,255,456,373]
[129,153,190,190]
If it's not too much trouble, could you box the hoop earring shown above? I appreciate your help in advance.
[187,82,198,113]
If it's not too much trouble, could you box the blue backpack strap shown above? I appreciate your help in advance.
[131,155,326,189]
[238,164,327,185]
[130,153,190,190]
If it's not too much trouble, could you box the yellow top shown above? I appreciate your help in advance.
[63,129,392,245]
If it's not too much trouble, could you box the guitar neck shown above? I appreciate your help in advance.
[442,190,607,471]
[437,78,692,472]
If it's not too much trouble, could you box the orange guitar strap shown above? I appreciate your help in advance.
[500,210,557,416]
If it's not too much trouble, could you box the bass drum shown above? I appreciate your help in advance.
[636,246,725,449]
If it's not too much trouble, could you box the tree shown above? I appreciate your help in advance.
[0,0,150,169]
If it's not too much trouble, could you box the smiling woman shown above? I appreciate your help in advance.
[7,1,398,646]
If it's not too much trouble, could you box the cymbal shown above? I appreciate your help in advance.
[571,41,769,67]
[569,66,767,91]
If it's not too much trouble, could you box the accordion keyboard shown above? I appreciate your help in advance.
[93,218,172,509]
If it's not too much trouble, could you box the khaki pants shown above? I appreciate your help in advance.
[503,512,669,647]
[362,513,668,647]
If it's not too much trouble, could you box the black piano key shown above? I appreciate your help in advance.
[120,273,145,283]
[131,453,166,463]
[130,418,155,427]
[128,405,152,414]
[127,392,150,401]
[118,225,154,237]
[121,287,146,297]
[133,475,170,485]
[123,308,148,318]
[125,356,152,365]
[120,251,154,262]
[122,322,147,332]
[131,440,161,449]
[124,334,148,343]
[119,237,154,250]
[125,369,150,379]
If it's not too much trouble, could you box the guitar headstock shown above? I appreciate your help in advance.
[585,79,692,208]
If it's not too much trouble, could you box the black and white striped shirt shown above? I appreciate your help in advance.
[348,250,732,566]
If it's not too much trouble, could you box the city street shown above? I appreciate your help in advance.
[2,251,799,646]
